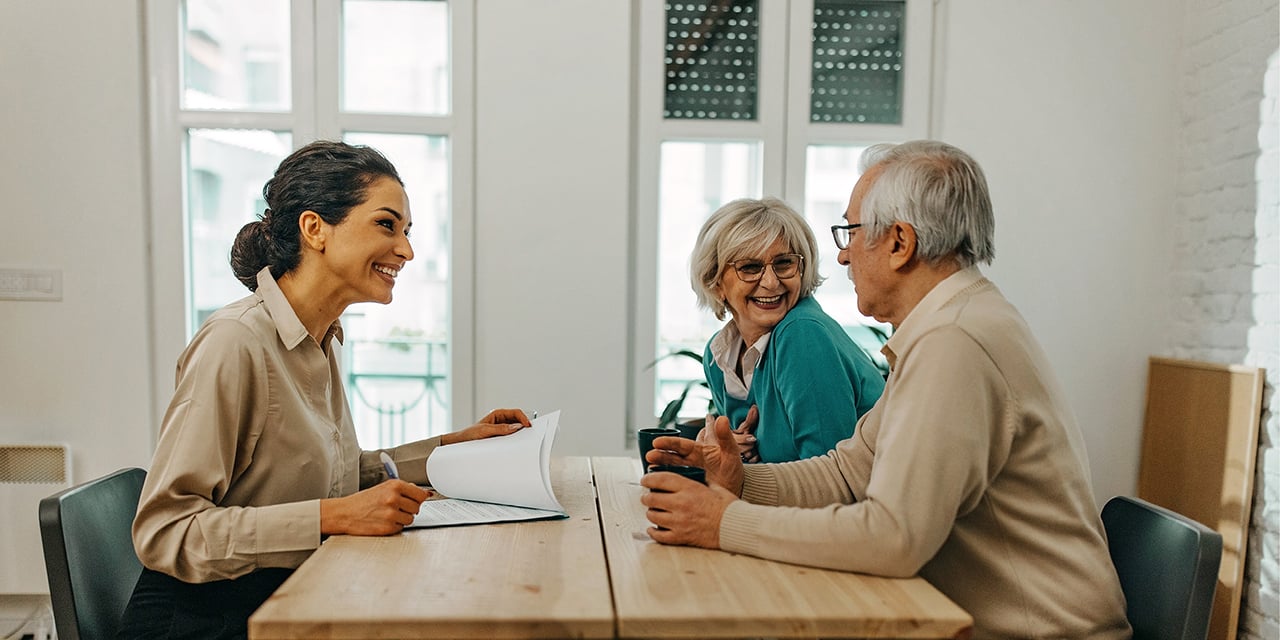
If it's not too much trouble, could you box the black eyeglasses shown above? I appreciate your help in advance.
[831,223,864,250]
[727,253,804,282]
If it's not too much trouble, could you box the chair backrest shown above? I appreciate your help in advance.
[1102,495,1223,640]
[38,467,146,640]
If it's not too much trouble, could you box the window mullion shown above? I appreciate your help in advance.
[174,110,296,130]
[300,0,329,141]
[902,0,936,138]
[783,0,813,204]
[337,113,455,137]
[631,0,668,435]
[757,0,789,199]
[144,0,188,445]
[448,0,477,421]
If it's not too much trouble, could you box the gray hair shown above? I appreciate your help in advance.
[689,197,824,320]
[857,140,995,268]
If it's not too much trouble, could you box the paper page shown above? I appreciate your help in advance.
[408,498,568,529]
[425,410,564,513]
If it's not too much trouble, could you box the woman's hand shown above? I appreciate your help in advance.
[320,480,432,536]
[440,408,532,445]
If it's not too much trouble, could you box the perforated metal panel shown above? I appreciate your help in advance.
[0,444,67,484]
[663,1,759,120]
[810,0,905,124]
[1,444,70,594]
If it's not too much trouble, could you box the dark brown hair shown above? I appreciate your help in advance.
[230,140,402,290]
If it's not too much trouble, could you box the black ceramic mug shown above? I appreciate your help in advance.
[646,464,706,485]
[637,427,680,470]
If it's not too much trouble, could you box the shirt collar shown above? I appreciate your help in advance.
[882,266,986,370]
[254,267,345,350]
[710,321,772,366]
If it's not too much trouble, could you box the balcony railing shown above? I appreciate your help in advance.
[345,338,449,448]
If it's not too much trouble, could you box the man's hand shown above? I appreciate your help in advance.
[639,472,738,548]
[645,414,745,496]
[320,480,432,535]
[441,408,532,445]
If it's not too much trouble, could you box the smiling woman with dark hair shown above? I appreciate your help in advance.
[118,140,529,639]
[688,197,884,464]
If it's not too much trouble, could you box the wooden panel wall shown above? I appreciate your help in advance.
[1138,357,1264,640]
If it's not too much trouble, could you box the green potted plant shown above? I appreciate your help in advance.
[646,349,714,432]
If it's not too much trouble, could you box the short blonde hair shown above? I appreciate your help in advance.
[689,197,824,320]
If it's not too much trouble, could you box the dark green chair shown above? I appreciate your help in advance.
[38,467,146,640]
[1101,495,1222,640]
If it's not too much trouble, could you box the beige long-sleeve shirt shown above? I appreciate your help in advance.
[718,268,1131,639]
[133,268,440,583]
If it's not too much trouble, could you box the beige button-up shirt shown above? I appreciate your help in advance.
[133,268,440,582]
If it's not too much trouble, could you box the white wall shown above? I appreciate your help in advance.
[935,0,1181,502]
[1,0,1248,621]
[0,0,154,608]
[0,0,154,481]
[472,0,634,456]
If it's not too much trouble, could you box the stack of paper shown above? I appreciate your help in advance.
[410,410,566,528]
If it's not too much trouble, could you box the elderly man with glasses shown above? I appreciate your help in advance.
[685,197,886,464]
[643,141,1131,639]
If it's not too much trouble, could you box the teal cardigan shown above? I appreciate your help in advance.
[703,296,885,463]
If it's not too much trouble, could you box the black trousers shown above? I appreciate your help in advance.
[116,567,293,640]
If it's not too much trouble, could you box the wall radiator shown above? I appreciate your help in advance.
[0,445,70,594]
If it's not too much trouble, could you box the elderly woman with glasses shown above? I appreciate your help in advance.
[689,197,885,463]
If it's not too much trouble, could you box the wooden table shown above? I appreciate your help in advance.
[249,457,613,639]
[250,457,973,639]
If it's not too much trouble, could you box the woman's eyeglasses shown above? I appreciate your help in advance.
[727,254,804,282]
[831,223,865,250]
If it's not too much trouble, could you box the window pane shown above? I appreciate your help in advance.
[654,141,762,417]
[186,128,292,333]
[182,0,290,111]
[342,1,450,115]
[804,144,890,370]
[664,1,759,121]
[810,1,904,124]
[342,133,451,446]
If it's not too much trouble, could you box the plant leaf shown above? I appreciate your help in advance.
[643,349,705,370]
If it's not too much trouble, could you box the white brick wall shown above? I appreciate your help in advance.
[1172,0,1279,637]
[1240,47,1279,640]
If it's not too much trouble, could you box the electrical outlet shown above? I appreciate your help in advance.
[0,267,62,301]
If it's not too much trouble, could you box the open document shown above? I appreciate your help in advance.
[409,410,566,528]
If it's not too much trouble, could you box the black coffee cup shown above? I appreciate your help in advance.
[647,464,706,485]
[637,427,679,469]
[646,465,707,531]
[674,419,703,441]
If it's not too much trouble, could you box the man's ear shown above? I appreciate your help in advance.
[298,211,326,252]
[887,221,917,270]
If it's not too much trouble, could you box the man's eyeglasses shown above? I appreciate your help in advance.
[727,253,804,282]
[831,223,865,250]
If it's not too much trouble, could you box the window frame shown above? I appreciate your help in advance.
[630,0,935,433]
[143,0,476,441]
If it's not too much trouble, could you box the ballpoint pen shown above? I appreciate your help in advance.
[379,451,400,480]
